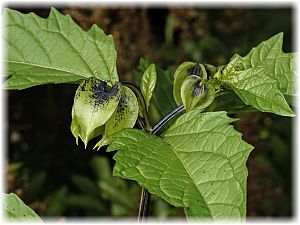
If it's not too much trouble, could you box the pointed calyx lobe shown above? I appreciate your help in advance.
[108,110,253,220]
[215,33,295,117]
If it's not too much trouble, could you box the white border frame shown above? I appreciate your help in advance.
[0,1,298,224]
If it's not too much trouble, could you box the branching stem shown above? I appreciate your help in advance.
[122,81,185,222]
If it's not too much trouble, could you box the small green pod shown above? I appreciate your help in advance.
[94,86,139,150]
[181,75,205,111]
[195,83,216,112]
[180,75,216,112]
[173,62,196,105]
[173,62,214,105]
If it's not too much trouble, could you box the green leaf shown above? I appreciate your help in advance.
[90,156,112,182]
[4,193,42,221]
[238,33,295,96]
[149,67,178,127]
[141,64,157,110]
[71,78,121,148]
[132,58,152,85]
[3,7,118,90]
[212,92,256,114]
[216,33,295,117]
[94,86,138,150]
[133,58,178,129]
[108,110,253,220]
[25,171,46,203]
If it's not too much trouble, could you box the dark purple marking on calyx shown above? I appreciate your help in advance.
[188,63,202,77]
[112,91,130,128]
[192,81,203,97]
[88,79,120,107]
[204,64,215,78]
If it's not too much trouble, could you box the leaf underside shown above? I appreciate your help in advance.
[108,110,253,220]
[218,33,295,117]
[3,7,118,89]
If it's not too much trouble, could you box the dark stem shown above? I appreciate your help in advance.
[122,81,152,222]
[138,187,151,222]
[137,104,185,222]
[151,104,184,135]
[122,81,185,222]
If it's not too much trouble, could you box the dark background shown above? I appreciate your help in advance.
[6,6,294,219]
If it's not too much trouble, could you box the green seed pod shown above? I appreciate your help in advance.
[181,75,204,111]
[173,62,213,105]
[196,83,216,112]
[173,62,196,105]
[71,78,121,148]
[180,75,216,112]
[94,86,139,150]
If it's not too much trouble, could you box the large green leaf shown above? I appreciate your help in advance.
[216,33,295,117]
[4,193,42,221]
[108,110,253,220]
[3,8,118,89]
